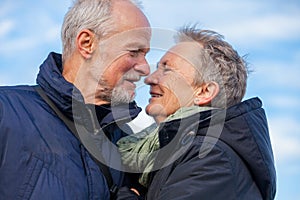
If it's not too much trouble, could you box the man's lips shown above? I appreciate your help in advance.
[125,78,140,83]
[123,80,136,89]
[123,77,140,86]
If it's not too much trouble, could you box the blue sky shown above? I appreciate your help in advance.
[0,0,300,199]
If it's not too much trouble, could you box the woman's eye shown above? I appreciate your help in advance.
[163,66,173,74]
[163,67,171,72]
[157,62,172,73]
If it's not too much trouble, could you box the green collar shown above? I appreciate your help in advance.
[164,106,214,122]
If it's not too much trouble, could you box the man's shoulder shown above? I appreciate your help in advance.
[0,85,39,111]
[0,85,36,98]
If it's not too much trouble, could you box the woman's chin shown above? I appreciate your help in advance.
[145,103,167,123]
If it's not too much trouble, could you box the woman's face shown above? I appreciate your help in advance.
[145,42,200,123]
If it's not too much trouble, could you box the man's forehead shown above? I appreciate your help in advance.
[118,27,151,38]
[100,28,151,48]
[110,27,151,39]
[111,0,150,32]
[117,28,151,45]
[124,37,150,48]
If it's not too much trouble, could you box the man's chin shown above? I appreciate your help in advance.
[111,88,135,106]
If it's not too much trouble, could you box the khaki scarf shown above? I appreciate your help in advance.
[117,106,213,187]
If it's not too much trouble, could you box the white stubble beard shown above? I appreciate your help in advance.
[110,71,141,106]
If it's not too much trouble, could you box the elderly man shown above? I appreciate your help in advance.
[0,0,151,199]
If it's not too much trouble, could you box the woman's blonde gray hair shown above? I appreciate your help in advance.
[176,26,248,108]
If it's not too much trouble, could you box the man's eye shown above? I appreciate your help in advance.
[129,50,140,57]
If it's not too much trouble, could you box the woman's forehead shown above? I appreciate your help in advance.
[161,42,203,66]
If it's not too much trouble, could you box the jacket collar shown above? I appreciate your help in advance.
[159,97,264,145]
[36,52,141,131]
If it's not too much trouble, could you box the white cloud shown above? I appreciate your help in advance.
[220,13,300,47]
[250,60,300,90]
[269,116,300,163]
[0,75,10,86]
[44,24,61,41]
[0,18,61,56]
[0,19,14,38]
[0,0,64,58]
[144,0,300,48]
[0,36,37,55]
[266,96,300,110]
[0,1,15,18]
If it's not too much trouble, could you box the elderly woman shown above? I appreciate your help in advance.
[117,27,276,200]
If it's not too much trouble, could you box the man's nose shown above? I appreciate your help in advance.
[134,57,150,76]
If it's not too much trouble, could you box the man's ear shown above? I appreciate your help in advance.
[76,29,96,59]
[194,81,220,106]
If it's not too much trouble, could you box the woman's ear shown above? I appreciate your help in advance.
[193,81,220,106]
[76,29,96,59]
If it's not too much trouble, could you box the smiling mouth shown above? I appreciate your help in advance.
[150,92,162,98]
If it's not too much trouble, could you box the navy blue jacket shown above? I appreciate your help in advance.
[0,52,141,200]
[146,98,276,200]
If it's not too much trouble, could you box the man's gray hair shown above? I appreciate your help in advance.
[61,0,143,62]
[176,26,248,108]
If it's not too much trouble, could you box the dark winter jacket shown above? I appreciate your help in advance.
[0,52,141,200]
[146,98,276,200]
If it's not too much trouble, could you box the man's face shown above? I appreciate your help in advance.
[80,0,151,105]
[96,28,151,105]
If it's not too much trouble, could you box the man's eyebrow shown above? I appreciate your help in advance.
[125,42,149,49]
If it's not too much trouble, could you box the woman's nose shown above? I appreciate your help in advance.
[144,70,159,85]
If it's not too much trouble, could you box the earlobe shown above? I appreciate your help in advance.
[194,82,220,106]
[76,29,96,59]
